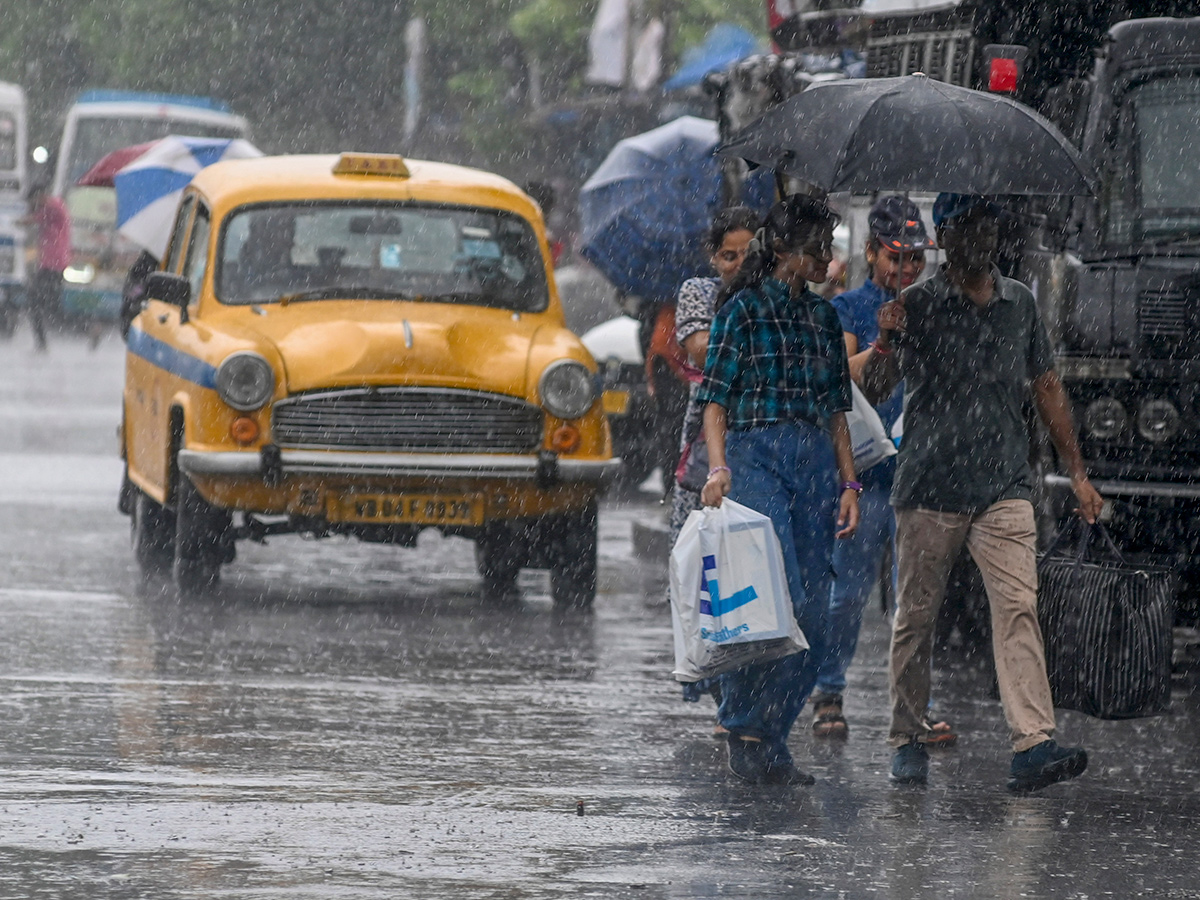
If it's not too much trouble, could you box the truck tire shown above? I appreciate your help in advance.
[132,490,175,576]
[476,521,525,604]
[173,468,231,596]
[550,502,598,610]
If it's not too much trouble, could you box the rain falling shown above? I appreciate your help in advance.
[1,1,1200,897]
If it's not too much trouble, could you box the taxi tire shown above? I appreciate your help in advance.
[549,502,598,610]
[132,491,175,576]
[173,470,231,596]
[476,522,525,605]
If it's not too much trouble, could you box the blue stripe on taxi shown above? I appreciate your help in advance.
[127,327,218,389]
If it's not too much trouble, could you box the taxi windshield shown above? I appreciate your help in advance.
[215,202,548,311]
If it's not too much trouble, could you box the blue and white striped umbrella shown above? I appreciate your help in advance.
[114,136,262,258]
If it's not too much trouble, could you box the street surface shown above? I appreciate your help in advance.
[1,330,1199,898]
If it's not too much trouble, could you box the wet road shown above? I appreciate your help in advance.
[2,332,1200,898]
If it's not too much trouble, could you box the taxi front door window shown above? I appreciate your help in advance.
[165,195,196,274]
[183,204,211,304]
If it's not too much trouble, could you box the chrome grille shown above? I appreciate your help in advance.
[1138,289,1187,340]
[272,387,543,453]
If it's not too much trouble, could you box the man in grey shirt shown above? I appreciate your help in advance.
[864,193,1104,792]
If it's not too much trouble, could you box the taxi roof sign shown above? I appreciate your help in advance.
[332,153,411,178]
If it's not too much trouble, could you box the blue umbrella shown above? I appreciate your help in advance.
[579,116,772,304]
[662,24,761,92]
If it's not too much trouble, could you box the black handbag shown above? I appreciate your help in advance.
[675,430,710,493]
[1037,521,1176,719]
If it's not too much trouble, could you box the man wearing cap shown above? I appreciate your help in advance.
[811,196,938,739]
[864,193,1104,792]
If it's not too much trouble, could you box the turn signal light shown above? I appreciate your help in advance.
[230,416,260,444]
[551,425,581,453]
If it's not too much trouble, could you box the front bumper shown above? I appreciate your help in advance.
[1045,472,1200,500]
[178,447,621,485]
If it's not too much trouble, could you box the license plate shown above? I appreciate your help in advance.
[337,493,482,525]
[602,389,630,416]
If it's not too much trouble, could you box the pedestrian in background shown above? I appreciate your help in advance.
[669,206,759,546]
[698,194,860,786]
[864,193,1103,792]
[23,181,70,352]
[811,196,955,744]
[668,205,758,723]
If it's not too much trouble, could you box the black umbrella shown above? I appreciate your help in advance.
[717,74,1096,196]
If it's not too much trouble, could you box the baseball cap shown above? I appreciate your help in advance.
[868,196,935,252]
[932,193,1004,228]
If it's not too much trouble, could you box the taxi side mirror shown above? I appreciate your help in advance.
[146,272,192,323]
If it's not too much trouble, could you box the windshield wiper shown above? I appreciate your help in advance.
[277,286,411,306]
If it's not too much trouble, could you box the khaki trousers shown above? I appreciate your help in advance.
[889,499,1056,753]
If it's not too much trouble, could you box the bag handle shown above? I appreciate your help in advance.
[1044,517,1125,565]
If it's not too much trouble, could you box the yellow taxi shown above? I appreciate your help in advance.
[119,152,618,606]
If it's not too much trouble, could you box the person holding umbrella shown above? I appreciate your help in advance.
[864,193,1103,792]
[698,194,860,786]
[810,195,953,740]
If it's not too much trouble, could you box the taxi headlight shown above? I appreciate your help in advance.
[1137,399,1180,443]
[1084,397,1127,440]
[215,352,275,411]
[538,360,596,419]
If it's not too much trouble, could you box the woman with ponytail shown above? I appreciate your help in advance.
[696,194,860,786]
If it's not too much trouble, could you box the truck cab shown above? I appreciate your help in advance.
[1042,18,1200,615]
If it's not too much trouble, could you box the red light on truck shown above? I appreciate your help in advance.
[989,57,1019,93]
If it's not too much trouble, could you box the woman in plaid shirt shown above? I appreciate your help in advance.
[697,195,860,786]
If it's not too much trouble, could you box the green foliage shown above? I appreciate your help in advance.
[0,0,766,178]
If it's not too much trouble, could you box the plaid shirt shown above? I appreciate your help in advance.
[697,277,851,431]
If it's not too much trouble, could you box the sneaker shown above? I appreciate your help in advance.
[727,734,770,784]
[890,740,929,784]
[1007,740,1088,793]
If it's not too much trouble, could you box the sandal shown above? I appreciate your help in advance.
[812,695,848,738]
[924,719,957,748]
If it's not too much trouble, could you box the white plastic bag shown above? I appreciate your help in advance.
[845,381,897,471]
[668,498,808,682]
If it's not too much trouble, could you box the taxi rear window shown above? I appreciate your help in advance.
[215,201,549,311]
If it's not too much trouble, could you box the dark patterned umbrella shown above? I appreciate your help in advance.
[718,74,1096,196]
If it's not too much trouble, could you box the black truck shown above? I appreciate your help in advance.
[716,2,1200,622]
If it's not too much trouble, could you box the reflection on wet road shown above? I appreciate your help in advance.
[1,335,1198,898]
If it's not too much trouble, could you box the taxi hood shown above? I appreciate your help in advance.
[210,301,563,399]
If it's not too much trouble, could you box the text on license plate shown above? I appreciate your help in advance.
[341,494,482,525]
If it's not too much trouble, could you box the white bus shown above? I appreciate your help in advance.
[0,81,27,336]
[51,90,249,323]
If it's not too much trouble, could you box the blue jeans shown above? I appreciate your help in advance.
[816,482,896,697]
[717,421,837,766]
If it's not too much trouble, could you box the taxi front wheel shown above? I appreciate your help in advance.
[173,468,233,596]
[476,521,527,605]
[132,491,175,576]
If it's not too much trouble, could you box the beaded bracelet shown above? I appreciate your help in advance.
[708,466,731,478]
[870,341,892,355]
